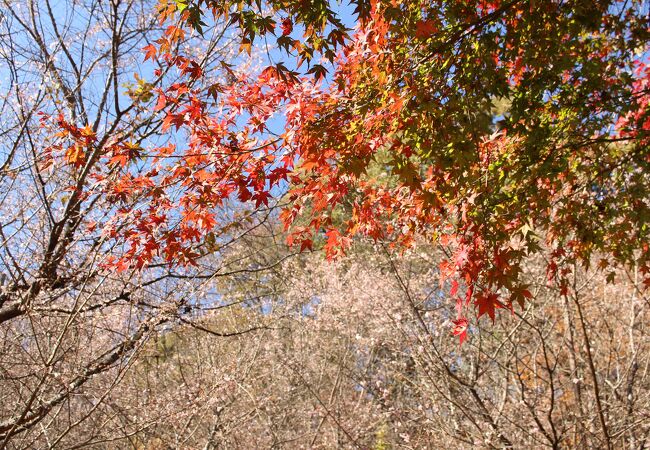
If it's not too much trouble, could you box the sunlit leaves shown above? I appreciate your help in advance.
[112,0,650,341]
[451,317,469,345]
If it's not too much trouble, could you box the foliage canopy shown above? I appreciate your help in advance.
[51,0,650,332]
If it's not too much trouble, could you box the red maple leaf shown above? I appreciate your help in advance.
[143,44,157,61]
[475,292,504,323]
[415,19,437,39]
[280,17,293,36]
[452,317,469,345]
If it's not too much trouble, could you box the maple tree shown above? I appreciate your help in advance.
[134,0,650,337]
[6,0,641,341]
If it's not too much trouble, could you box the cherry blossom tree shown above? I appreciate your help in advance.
[0,0,284,445]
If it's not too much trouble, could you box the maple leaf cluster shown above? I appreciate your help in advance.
[44,0,650,341]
